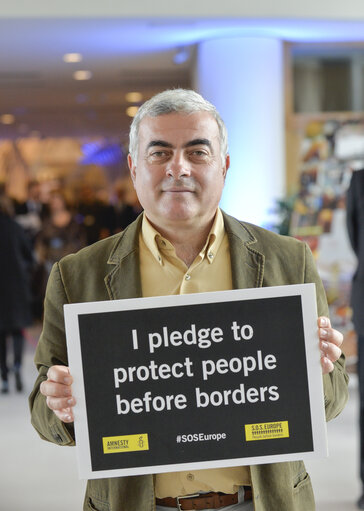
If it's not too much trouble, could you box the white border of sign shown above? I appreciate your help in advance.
[64,283,328,480]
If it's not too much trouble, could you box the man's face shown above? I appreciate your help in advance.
[128,111,229,232]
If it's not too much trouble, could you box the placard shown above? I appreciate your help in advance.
[64,284,327,479]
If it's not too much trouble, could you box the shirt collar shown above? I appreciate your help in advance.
[198,208,225,264]
[141,208,226,266]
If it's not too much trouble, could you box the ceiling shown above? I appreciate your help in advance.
[2,17,364,142]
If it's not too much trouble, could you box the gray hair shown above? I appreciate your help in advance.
[128,88,228,164]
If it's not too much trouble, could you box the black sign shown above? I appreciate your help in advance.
[65,285,326,478]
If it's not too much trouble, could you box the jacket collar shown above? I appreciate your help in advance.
[104,211,265,299]
[105,214,143,300]
[222,211,265,289]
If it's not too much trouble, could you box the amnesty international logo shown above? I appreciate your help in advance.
[102,434,149,454]
[245,421,289,441]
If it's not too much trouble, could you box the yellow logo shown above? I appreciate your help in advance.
[245,421,289,441]
[102,434,149,454]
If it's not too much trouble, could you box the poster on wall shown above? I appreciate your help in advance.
[64,284,327,480]
[291,119,358,340]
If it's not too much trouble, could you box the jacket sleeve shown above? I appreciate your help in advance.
[28,262,75,446]
[304,243,349,422]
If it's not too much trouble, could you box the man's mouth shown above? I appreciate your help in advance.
[162,188,194,193]
[161,179,196,193]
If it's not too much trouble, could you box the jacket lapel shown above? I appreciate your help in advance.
[104,215,143,300]
[222,211,265,289]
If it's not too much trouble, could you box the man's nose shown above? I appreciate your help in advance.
[166,153,191,178]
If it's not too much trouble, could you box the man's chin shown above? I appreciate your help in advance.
[165,212,197,223]
[159,201,198,221]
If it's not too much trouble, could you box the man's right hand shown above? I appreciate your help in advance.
[40,365,76,423]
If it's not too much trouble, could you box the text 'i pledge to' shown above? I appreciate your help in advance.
[131,321,254,353]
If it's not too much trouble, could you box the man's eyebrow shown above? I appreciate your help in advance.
[146,140,173,150]
[184,138,212,150]
[146,138,213,151]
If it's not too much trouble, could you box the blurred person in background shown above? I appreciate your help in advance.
[346,168,364,509]
[94,187,117,240]
[13,180,49,322]
[35,190,87,309]
[76,186,115,245]
[13,180,49,247]
[0,192,34,393]
[113,176,143,232]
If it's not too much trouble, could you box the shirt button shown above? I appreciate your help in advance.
[187,473,194,481]
[208,252,214,260]
[185,274,191,281]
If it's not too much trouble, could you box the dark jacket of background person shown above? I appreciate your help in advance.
[0,209,33,331]
[29,212,349,511]
[34,192,87,306]
[346,168,364,336]
[35,217,87,274]
[346,168,364,498]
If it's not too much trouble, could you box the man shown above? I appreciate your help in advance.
[346,168,364,509]
[30,89,348,511]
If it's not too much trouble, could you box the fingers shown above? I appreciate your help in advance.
[321,356,335,375]
[318,316,331,329]
[317,316,344,375]
[41,380,72,399]
[53,407,75,423]
[320,337,342,360]
[47,365,73,385]
[46,394,75,411]
[40,365,76,423]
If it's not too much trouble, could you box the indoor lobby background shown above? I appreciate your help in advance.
[0,1,363,509]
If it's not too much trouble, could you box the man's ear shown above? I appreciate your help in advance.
[128,154,136,184]
[223,154,230,179]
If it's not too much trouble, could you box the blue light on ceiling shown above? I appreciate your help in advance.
[80,141,124,166]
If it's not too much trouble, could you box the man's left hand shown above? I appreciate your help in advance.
[318,316,343,374]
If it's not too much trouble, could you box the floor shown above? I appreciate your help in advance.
[0,332,361,511]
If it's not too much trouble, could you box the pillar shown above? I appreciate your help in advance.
[193,37,285,227]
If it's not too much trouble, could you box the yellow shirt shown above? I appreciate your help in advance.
[139,209,251,498]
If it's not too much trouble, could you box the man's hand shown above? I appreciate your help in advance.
[40,365,75,423]
[318,316,343,374]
